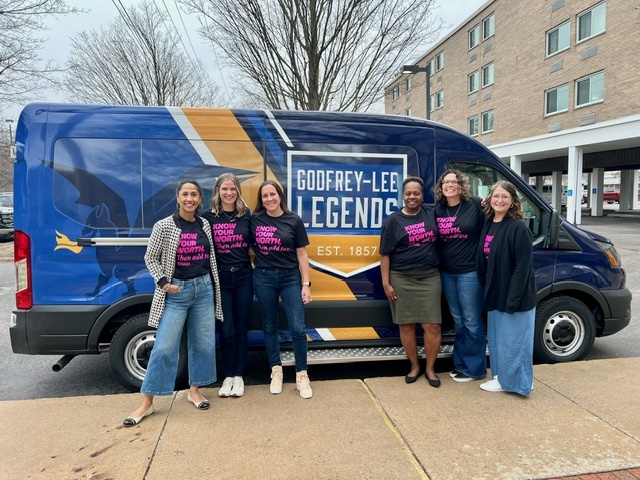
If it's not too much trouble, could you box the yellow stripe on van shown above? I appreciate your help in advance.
[328,327,380,341]
[308,234,380,277]
[179,107,264,205]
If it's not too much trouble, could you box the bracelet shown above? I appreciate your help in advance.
[162,284,170,292]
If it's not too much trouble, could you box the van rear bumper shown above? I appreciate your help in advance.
[600,287,632,336]
[10,306,106,355]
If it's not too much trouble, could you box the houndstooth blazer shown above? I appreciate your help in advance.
[145,212,224,328]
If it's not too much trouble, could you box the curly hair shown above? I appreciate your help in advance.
[482,180,524,220]
[435,169,470,205]
[210,173,248,217]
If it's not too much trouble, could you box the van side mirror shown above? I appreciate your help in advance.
[544,209,561,248]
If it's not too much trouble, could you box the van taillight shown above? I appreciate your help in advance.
[14,230,32,309]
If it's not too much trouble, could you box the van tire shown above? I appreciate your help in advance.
[109,313,188,392]
[533,296,595,363]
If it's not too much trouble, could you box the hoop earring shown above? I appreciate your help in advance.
[197,204,203,211]
[176,202,180,210]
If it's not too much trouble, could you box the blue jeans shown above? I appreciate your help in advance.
[487,308,535,396]
[218,266,253,377]
[253,267,307,372]
[141,274,216,396]
[441,271,487,378]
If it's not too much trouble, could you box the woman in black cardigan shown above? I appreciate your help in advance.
[476,181,536,396]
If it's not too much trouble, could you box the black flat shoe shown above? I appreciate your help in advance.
[426,373,441,388]
[405,372,420,384]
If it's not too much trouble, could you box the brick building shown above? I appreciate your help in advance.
[385,0,640,223]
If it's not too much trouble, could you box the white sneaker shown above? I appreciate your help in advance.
[230,376,244,397]
[218,377,233,397]
[296,370,313,399]
[270,365,283,394]
[480,375,504,392]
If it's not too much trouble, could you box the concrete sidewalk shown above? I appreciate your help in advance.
[1,357,639,480]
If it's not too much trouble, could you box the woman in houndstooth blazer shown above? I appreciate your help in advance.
[123,180,224,426]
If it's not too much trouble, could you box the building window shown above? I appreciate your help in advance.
[435,90,444,109]
[427,59,435,76]
[405,108,411,116]
[468,115,479,136]
[577,1,606,42]
[469,25,480,49]
[392,85,401,100]
[547,21,570,56]
[576,71,604,107]
[429,94,435,112]
[435,51,445,71]
[482,13,495,40]
[482,110,494,133]
[482,63,494,87]
[405,76,411,92]
[545,84,569,115]
[468,71,479,94]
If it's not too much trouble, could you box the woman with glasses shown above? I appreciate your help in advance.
[380,176,442,388]
[477,181,536,396]
[435,170,487,384]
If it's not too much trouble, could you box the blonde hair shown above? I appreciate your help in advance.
[210,173,248,216]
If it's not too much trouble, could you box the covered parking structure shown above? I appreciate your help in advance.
[489,114,640,225]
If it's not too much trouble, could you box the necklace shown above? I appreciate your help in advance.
[222,210,236,222]
[447,202,462,218]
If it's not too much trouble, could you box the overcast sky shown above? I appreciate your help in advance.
[5,0,488,121]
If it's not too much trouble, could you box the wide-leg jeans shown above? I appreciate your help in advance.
[141,274,216,396]
[253,267,308,372]
[440,271,487,378]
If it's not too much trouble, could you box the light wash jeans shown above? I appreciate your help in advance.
[253,267,308,372]
[487,308,535,396]
[440,271,487,378]
[141,274,216,396]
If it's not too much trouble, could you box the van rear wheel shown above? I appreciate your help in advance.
[109,313,188,392]
[533,296,595,363]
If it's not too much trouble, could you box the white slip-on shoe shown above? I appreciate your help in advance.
[218,377,233,397]
[230,376,245,397]
[270,365,283,394]
[479,375,504,392]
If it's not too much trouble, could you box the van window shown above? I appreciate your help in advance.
[449,162,541,240]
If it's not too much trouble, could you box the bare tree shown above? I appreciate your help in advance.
[0,125,12,191]
[0,0,79,108]
[180,0,442,111]
[62,0,221,107]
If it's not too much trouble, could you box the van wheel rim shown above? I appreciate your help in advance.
[542,310,585,357]
[124,331,156,381]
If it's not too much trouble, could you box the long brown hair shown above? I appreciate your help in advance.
[254,180,292,215]
[482,180,524,220]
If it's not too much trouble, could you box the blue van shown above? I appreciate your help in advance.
[10,104,631,390]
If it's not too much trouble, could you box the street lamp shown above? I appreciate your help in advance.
[5,119,13,143]
[402,64,431,120]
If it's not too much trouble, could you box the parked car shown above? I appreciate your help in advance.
[0,192,14,241]
[603,189,620,204]
[581,189,620,204]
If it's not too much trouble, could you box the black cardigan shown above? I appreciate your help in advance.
[476,216,537,314]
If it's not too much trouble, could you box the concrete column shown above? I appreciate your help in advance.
[584,173,591,208]
[590,168,604,217]
[620,170,632,212]
[551,170,563,211]
[633,170,640,211]
[567,146,583,224]
[535,175,544,194]
[510,155,522,176]
[522,173,529,184]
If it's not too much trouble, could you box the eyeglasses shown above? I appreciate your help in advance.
[442,180,459,185]
[491,194,512,201]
